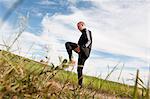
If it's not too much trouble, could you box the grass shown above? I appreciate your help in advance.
[54,70,134,98]
[0,50,149,98]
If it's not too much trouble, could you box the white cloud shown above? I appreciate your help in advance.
[0,20,57,64]
[36,0,57,6]
[41,0,149,62]
[0,21,15,47]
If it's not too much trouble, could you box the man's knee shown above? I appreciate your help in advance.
[65,42,72,49]
[65,42,69,47]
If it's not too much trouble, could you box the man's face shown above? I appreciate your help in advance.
[77,23,83,31]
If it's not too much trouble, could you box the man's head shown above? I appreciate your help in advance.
[77,21,85,31]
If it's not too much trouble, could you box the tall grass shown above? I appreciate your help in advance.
[132,69,150,99]
[0,50,100,98]
[1,49,150,98]
[133,69,139,99]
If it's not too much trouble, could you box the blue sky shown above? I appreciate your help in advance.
[0,0,150,85]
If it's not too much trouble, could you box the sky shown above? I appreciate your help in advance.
[0,0,150,85]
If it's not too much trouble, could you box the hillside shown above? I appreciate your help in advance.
[0,50,146,99]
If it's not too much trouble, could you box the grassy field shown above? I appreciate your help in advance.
[0,50,149,99]
[54,70,134,97]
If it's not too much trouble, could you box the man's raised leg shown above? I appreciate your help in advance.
[65,42,78,61]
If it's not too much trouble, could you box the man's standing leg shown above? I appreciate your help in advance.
[65,42,78,61]
[77,54,87,87]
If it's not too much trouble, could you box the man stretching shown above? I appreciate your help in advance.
[65,21,92,87]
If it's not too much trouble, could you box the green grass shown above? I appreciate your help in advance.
[54,70,134,98]
[0,50,148,98]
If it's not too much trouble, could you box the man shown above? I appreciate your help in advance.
[65,21,92,87]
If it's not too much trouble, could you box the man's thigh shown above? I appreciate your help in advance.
[67,42,78,49]
[78,53,88,66]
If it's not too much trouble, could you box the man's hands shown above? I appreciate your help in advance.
[74,45,80,53]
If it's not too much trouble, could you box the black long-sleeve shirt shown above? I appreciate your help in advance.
[78,28,92,49]
[78,28,92,57]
